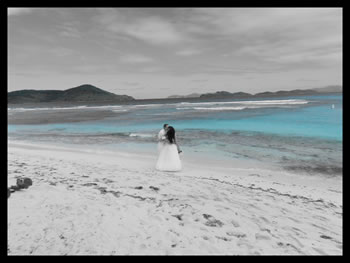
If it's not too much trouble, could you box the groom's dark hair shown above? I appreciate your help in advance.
[163,124,169,129]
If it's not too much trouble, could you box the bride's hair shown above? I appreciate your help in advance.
[166,126,175,143]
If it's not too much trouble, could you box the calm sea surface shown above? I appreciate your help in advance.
[8,94,342,176]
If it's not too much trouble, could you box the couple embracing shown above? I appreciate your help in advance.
[156,124,182,172]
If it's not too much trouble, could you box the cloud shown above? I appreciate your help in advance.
[59,23,82,38]
[122,81,139,86]
[94,10,187,45]
[267,49,341,65]
[8,8,342,96]
[48,47,75,57]
[8,8,33,16]
[123,17,184,45]
[191,79,208,82]
[193,8,342,56]
[234,35,342,69]
[119,54,154,63]
[193,8,341,36]
[139,66,167,73]
[69,64,114,75]
[175,48,202,56]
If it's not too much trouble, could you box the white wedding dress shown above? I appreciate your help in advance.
[156,141,182,172]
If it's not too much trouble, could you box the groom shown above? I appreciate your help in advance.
[157,124,169,153]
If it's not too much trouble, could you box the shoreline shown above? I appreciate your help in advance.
[8,140,342,255]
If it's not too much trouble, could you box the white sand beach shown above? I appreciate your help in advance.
[7,141,342,255]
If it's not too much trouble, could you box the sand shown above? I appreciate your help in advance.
[7,141,342,255]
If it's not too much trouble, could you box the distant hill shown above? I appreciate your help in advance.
[200,91,252,99]
[8,84,342,104]
[254,89,318,98]
[8,84,135,104]
[312,85,342,93]
[198,86,342,99]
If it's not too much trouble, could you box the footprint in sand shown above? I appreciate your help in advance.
[172,214,183,221]
[149,186,160,192]
[278,242,303,254]
[320,235,332,240]
[216,236,232,242]
[291,227,306,236]
[226,231,246,238]
[231,219,240,228]
[95,186,108,194]
[108,191,122,198]
[102,178,114,183]
[203,214,224,227]
[82,183,98,187]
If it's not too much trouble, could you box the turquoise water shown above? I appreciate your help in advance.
[8,94,343,176]
[8,94,342,141]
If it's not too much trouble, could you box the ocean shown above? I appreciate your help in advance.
[8,94,342,176]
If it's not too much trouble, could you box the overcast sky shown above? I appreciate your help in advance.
[8,8,342,99]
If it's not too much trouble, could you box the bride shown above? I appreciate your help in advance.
[156,126,182,172]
